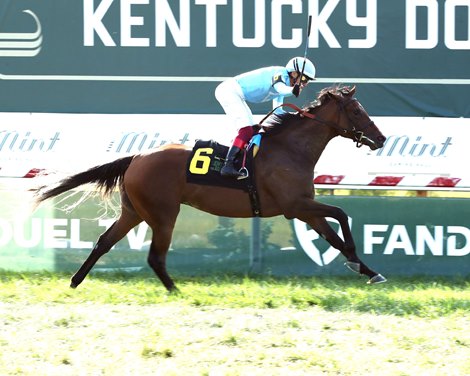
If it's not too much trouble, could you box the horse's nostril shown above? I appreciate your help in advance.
[378,136,386,143]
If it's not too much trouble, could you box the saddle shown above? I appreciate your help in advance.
[186,140,261,216]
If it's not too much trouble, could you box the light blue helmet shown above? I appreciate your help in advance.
[286,57,316,80]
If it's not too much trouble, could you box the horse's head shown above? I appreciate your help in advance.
[316,86,386,150]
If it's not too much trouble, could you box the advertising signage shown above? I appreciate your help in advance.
[1,113,469,188]
[0,0,468,115]
[0,195,468,276]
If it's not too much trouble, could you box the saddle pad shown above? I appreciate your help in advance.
[186,140,251,191]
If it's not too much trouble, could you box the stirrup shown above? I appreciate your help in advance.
[237,167,249,180]
[221,164,244,178]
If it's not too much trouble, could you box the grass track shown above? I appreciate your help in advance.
[0,271,469,375]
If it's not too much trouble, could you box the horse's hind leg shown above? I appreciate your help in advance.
[139,202,180,292]
[147,224,178,293]
[70,207,142,288]
[147,212,182,292]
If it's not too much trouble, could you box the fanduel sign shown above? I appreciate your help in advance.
[3,214,468,256]
[293,215,470,267]
[364,224,469,257]
[0,217,149,250]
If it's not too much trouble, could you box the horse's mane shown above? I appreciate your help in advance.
[262,85,354,129]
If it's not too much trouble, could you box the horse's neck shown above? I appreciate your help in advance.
[275,119,337,168]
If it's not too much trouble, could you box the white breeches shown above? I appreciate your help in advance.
[215,78,254,130]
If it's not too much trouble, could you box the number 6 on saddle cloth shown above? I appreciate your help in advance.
[186,139,261,216]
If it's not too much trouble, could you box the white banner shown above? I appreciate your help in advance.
[1,113,469,188]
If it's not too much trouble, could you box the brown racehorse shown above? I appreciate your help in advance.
[34,86,387,292]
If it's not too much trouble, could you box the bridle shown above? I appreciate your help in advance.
[336,98,379,148]
[261,98,376,148]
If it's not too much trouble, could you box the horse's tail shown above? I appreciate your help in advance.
[34,156,134,205]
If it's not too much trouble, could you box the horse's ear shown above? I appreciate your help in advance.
[350,85,356,96]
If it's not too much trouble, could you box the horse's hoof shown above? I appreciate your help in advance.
[70,279,79,289]
[345,261,361,274]
[367,274,387,285]
[167,286,180,295]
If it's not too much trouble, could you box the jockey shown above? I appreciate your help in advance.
[215,57,316,179]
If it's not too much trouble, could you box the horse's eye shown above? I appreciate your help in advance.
[353,108,360,116]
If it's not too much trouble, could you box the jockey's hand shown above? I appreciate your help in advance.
[292,84,300,97]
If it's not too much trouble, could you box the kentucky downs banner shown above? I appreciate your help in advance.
[0,0,468,116]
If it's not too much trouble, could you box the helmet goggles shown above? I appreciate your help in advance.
[299,74,314,83]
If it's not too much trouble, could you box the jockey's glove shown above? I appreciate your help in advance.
[292,84,300,97]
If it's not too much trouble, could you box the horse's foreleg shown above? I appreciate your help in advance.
[70,211,142,288]
[294,201,386,284]
[308,217,364,272]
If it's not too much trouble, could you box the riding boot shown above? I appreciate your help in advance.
[221,146,247,179]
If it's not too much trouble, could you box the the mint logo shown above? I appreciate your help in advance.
[293,217,352,266]
[0,10,42,57]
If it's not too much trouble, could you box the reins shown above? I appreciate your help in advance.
[258,103,314,125]
[259,99,375,148]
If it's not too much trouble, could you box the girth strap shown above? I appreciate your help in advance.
[247,182,261,217]
[240,148,261,217]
